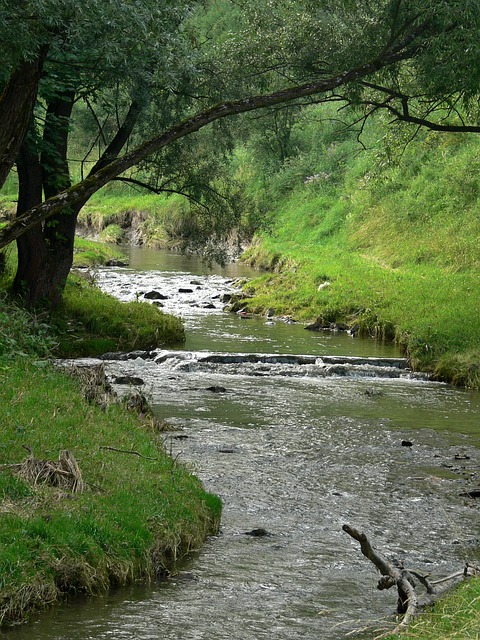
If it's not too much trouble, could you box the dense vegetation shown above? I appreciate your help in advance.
[235,108,480,387]
[1,0,479,634]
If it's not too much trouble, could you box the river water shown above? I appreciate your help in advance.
[5,248,480,639]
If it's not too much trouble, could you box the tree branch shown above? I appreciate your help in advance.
[0,40,422,251]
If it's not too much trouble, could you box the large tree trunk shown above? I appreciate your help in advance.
[0,49,48,189]
[13,97,142,307]
[12,134,48,301]
[13,93,75,307]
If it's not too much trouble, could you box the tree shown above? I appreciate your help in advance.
[1,0,197,306]
[1,0,480,307]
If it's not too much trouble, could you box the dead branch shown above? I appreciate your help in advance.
[100,446,158,461]
[342,525,479,638]
[343,524,419,633]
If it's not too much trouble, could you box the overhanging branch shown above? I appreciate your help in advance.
[0,37,422,251]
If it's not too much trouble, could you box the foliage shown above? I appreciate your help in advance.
[0,298,57,361]
[238,104,480,387]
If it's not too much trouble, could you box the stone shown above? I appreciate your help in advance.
[114,376,145,386]
[144,290,168,300]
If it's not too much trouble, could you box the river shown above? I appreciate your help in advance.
[4,247,480,639]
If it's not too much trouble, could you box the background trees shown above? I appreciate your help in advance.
[1,0,480,307]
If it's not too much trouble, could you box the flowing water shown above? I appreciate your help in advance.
[5,248,480,639]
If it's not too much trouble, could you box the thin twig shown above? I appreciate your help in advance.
[100,445,157,461]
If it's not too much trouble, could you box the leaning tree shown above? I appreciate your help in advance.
[1,0,480,307]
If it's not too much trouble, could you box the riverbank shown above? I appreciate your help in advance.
[384,576,480,640]
[0,240,220,626]
[0,358,221,625]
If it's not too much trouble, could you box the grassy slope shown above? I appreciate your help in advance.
[0,239,207,626]
[241,127,480,387]
[0,358,221,625]
[384,578,480,640]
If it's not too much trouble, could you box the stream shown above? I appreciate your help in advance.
[5,247,480,639]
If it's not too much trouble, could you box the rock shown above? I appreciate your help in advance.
[152,301,164,307]
[202,303,216,309]
[205,386,227,393]
[99,350,156,361]
[265,308,275,317]
[401,440,413,447]
[305,320,324,332]
[114,376,145,386]
[459,490,480,499]
[244,528,270,537]
[218,447,236,453]
[317,281,331,290]
[178,287,193,293]
[190,280,202,285]
[220,293,232,303]
[144,290,168,300]
[105,259,128,267]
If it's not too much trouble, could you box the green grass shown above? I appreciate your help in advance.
[240,123,480,388]
[383,578,480,640]
[73,237,127,268]
[55,275,185,356]
[79,186,189,249]
[0,359,221,625]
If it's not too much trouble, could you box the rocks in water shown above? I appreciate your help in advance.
[114,375,145,386]
[459,490,480,499]
[220,293,232,303]
[265,308,275,317]
[244,528,270,537]
[144,290,168,300]
[190,280,202,286]
[100,350,156,361]
[205,385,227,393]
[152,301,164,307]
[178,287,194,293]
[202,303,216,309]
[105,259,128,267]
[305,319,352,333]
[401,440,414,447]
[218,447,236,454]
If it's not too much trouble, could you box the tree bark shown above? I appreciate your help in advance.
[12,133,47,301]
[0,48,48,188]
[13,97,142,307]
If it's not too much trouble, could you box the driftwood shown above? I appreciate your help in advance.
[343,524,479,637]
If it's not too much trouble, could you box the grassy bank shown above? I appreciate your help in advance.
[0,238,211,626]
[0,238,185,358]
[237,117,480,388]
[0,357,221,625]
[384,577,480,640]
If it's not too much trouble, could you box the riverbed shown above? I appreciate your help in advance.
[5,248,479,640]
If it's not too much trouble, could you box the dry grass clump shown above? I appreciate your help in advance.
[11,447,85,494]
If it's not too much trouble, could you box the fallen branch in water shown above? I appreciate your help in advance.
[342,524,479,638]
